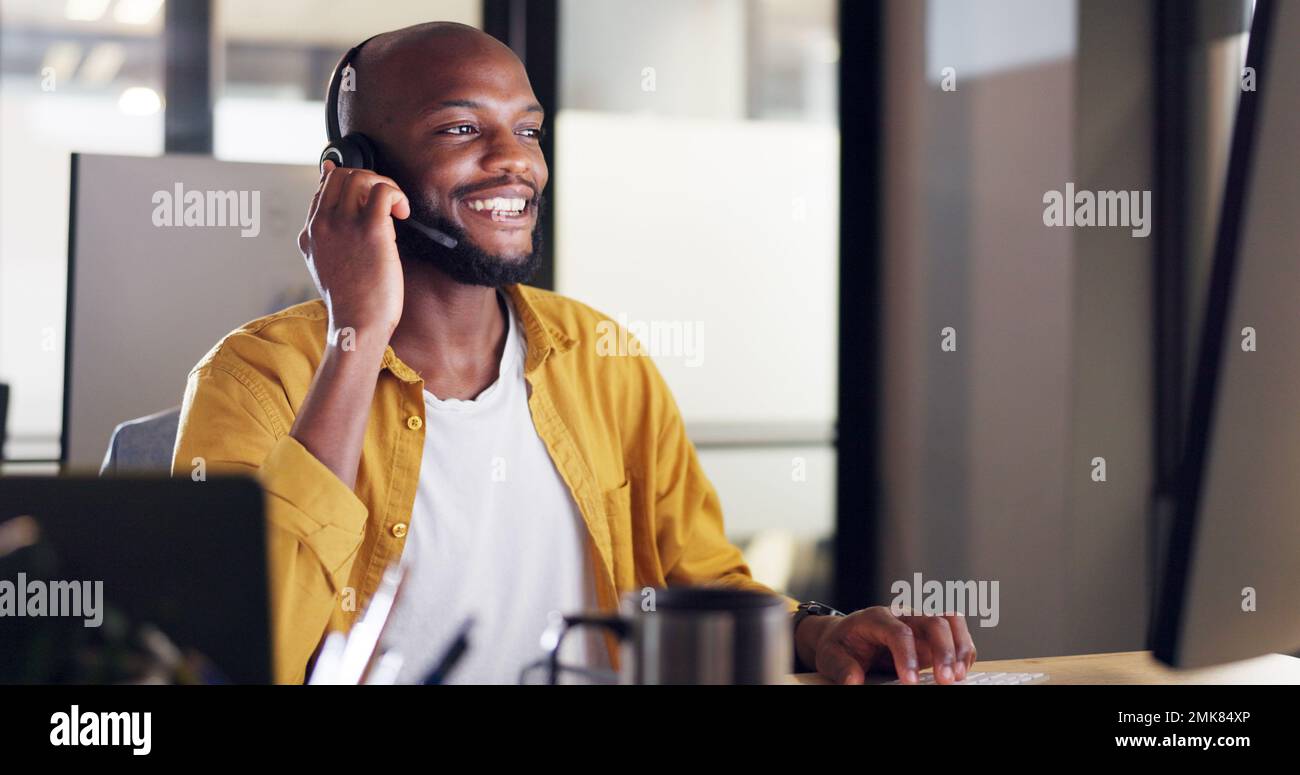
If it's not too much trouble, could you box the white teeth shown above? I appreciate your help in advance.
[467,197,526,213]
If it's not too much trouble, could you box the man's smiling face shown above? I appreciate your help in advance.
[343,24,548,284]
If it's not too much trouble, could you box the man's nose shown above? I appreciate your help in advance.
[480,127,531,175]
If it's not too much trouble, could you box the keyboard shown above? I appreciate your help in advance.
[881,671,1049,685]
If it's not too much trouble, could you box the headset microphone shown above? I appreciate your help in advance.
[401,217,458,249]
[320,37,459,250]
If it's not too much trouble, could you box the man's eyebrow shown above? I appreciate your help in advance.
[426,99,545,114]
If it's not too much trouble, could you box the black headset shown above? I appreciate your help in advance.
[320,37,457,248]
[321,37,378,170]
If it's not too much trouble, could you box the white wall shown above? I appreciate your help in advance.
[555,110,838,427]
[560,0,747,119]
[555,109,839,543]
[0,82,162,459]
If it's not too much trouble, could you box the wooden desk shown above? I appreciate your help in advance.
[789,650,1300,684]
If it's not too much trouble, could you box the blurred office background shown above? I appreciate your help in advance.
[0,0,1260,659]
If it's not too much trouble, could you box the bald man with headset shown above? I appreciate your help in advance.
[173,22,976,684]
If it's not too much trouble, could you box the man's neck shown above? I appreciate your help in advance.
[389,260,509,400]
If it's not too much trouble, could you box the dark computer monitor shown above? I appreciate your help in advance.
[0,476,270,683]
[1152,0,1300,668]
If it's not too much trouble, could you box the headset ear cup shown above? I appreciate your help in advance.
[319,133,377,171]
[345,134,377,170]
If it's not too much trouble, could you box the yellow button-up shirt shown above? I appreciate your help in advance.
[172,283,789,683]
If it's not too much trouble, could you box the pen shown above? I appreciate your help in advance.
[423,619,473,685]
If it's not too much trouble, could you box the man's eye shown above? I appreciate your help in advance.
[518,127,546,140]
[442,125,478,136]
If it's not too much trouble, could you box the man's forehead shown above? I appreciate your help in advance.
[343,24,538,134]
[369,39,539,114]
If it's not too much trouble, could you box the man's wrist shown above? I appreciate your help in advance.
[792,604,841,673]
[323,321,391,368]
[794,613,829,669]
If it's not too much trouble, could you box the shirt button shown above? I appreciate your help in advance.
[406,415,423,430]
[391,522,408,538]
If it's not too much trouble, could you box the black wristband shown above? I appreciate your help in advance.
[791,601,844,673]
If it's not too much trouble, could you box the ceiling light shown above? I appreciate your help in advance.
[114,0,164,25]
[65,0,111,22]
[119,86,162,116]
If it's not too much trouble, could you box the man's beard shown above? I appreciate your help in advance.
[394,192,546,288]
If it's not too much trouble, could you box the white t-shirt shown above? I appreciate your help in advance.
[381,292,599,684]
